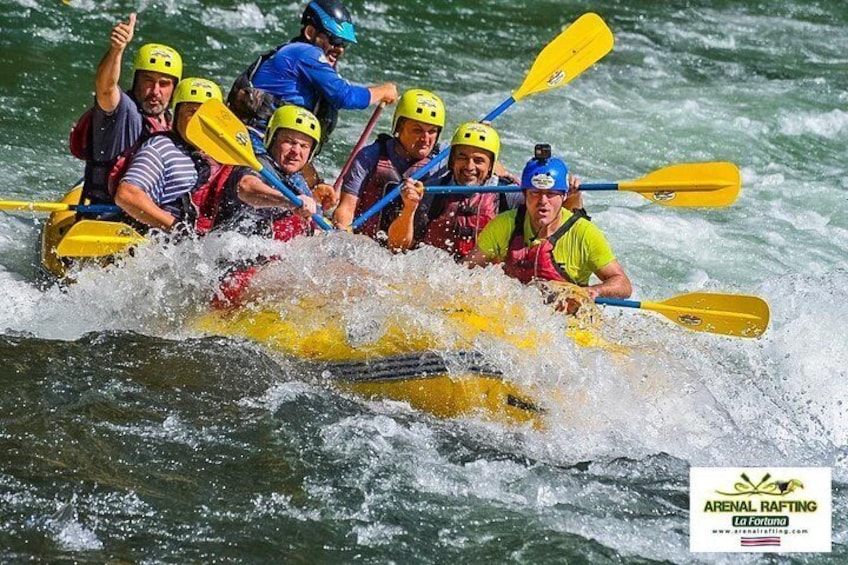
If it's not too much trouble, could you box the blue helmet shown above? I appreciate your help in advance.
[302,0,357,44]
[520,144,569,192]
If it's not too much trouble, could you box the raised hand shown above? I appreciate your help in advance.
[110,12,136,51]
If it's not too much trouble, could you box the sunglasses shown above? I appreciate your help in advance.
[320,31,350,49]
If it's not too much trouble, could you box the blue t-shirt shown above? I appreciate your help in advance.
[91,91,144,162]
[341,137,447,197]
[121,136,198,218]
[251,42,370,112]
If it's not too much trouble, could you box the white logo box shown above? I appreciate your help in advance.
[690,467,831,553]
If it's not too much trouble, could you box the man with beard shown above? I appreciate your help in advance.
[228,0,397,156]
[465,144,632,301]
[386,122,508,260]
[75,13,182,208]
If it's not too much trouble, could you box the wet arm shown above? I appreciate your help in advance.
[586,259,632,299]
[333,193,358,229]
[237,175,296,210]
[114,181,175,230]
[95,13,136,113]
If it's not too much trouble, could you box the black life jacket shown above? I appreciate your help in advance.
[226,38,337,155]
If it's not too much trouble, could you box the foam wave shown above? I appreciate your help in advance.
[779,109,848,139]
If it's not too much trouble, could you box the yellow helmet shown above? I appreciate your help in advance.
[133,43,182,82]
[264,105,322,160]
[170,77,223,110]
[450,121,500,163]
[392,89,446,133]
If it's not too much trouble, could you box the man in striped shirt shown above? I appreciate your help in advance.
[115,78,225,231]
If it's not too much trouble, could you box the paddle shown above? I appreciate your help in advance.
[185,99,333,231]
[54,220,146,258]
[350,12,614,231]
[595,292,770,338]
[333,102,385,192]
[580,162,741,207]
[0,200,120,214]
[423,162,740,207]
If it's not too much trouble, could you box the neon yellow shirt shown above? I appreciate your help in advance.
[476,208,617,285]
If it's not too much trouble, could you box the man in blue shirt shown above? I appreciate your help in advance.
[227,0,397,154]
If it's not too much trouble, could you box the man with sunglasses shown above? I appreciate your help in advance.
[228,0,397,160]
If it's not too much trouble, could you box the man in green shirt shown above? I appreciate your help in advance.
[465,144,632,301]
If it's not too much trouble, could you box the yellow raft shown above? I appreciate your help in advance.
[195,283,606,428]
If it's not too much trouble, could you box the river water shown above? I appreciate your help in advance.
[1,0,847,562]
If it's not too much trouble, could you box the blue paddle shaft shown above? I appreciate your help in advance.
[259,168,333,231]
[580,183,619,191]
[595,297,642,309]
[74,204,122,214]
[351,97,518,230]
[398,181,622,195]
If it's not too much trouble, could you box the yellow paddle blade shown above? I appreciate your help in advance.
[0,200,71,213]
[513,13,614,101]
[644,292,770,338]
[619,162,741,207]
[186,99,263,171]
[55,220,146,258]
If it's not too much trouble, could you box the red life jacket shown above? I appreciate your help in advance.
[208,211,309,308]
[68,107,96,160]
[354,134,434,239]
[502,206,582,284]
[187,160,235,235]
[422,176,499,260]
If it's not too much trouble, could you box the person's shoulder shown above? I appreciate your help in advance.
[499,207,520,220]
[354,140,383,163]
[230,165,258,182]
[284,170,308,187]
[568,210,601,233]
[478,208,516,251]
[567,211,610,246]
[94,90,140,118]
[138,133,180,155]
[488,207,519,229]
